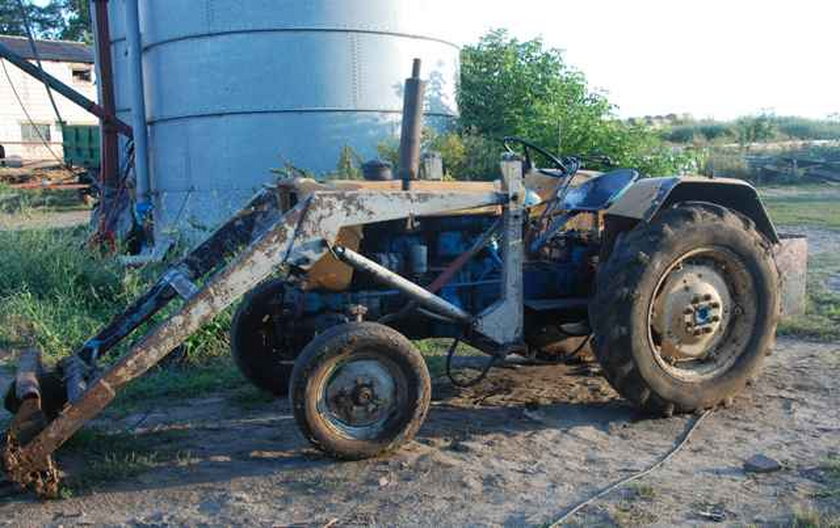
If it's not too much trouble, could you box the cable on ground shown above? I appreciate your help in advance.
[446,338,498,388]
[548,409,712,527]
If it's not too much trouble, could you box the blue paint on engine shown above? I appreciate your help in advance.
[295,213,594,338]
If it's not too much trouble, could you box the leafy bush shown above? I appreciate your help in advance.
[425,130,501,181]
[663,122,735,144]
[775,116,840,141]
[700,149,752,180]
[735,114,778,146]
[662,116,840,145]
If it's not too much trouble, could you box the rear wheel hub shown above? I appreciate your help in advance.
[648,247,752,381]
[653,262,731,361]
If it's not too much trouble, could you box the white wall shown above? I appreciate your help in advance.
[0,58,98,162]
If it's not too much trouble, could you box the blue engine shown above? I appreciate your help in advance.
[292,212,597,341]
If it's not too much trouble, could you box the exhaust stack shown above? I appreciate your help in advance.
[398,59,426,191]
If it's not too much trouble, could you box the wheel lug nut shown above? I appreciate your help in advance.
[692,296,700,305]
[703,327,713,334]
[693,329,702,336]
[710,302,720,309]
[703,294,712,301]
[683,307,694,315]
[711,315,720,322]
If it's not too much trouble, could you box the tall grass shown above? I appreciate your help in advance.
[0,226,131,356]
[0,225,231,363]
[778,253,840,342]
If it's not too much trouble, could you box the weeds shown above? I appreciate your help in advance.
[0,204,240,416]
[228,383,277,410]
[791,507,840,528]
[0,226,136,356]
[610,500,659,527]
[812,455,840,499]
[779,253,840,342]
[764,200,840,230]
[0,221,233,365]
[61,427,191,491]
[628,482,657,500]
[110,359,243,415]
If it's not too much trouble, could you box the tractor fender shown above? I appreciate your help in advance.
[605,176,779,243]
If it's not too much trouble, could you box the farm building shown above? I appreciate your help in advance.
[0,35,98,164]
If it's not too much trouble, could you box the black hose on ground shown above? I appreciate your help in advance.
[445,338,498,388]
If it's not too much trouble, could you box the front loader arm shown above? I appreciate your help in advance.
[3,186,507,496]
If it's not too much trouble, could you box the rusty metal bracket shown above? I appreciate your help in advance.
[162,268,199,300]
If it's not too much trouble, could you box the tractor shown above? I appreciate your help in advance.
[2,61,780,496]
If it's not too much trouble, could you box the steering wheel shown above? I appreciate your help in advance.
[502,136,578,179]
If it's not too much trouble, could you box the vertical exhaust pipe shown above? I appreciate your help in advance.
[398,59,426,191]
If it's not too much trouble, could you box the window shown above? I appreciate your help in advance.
[72,67,92,82]
[20,123,51,143]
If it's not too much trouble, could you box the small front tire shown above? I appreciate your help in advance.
[289,322,431,459]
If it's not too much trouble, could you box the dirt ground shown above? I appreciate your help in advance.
[0,209,89,231]
[0,201,837,527]
[0,336,837,527]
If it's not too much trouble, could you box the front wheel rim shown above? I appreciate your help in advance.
[647,246,756,382]
[314,351,409,441]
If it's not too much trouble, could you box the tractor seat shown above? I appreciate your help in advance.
[561,169,640,212]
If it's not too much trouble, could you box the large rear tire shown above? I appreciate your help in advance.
[590,203,779,415]
[290,322,431,459]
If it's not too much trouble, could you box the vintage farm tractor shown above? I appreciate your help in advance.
[2,62,782,496]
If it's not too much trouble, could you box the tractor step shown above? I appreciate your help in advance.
[524,298,588,312]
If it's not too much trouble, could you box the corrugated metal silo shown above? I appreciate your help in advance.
[105,0,132,151]
[107,0,460,242]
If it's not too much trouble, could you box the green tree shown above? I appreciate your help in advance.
[0,0,91,42]
[459,29,614,154]
[0,0,64,39]
[457,29,694,176]
[60,0,92,43]
[735,114,777,148]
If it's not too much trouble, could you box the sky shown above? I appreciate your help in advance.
[32,0,837,121]
[434,0,839,120]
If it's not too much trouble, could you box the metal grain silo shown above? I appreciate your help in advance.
[107,0,459,242]
[104,0,132,152]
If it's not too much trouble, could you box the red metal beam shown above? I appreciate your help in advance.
[92,0,121,244]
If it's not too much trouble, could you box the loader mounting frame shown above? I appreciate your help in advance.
[1,159,526,497]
